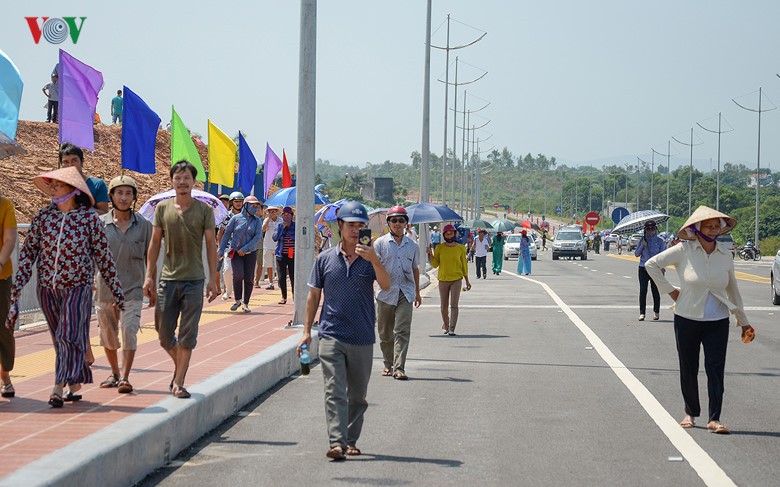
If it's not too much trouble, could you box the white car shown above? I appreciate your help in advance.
[503,234,538,261]
[772,249,780,305]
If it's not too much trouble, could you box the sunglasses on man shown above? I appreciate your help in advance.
[388,217,408,224]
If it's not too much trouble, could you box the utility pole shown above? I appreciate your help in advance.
[733,87,776,248]
[697,112,733,211]
[432,16,486,207]
[652,142,672,233]
[418,0,432,274]
[292,0,316,327]
[672,128,703,216]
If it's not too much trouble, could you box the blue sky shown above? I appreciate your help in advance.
[4,1,780,172]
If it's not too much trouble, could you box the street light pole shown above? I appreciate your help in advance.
[733,87,776,248]
[697,112,733,211]
[418,0,432,274]
[652,142,672,233]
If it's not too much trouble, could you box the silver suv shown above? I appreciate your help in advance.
[716,234,735,257]
[552,227,588,260]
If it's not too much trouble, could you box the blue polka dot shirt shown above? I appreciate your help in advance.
[308,246,377,345]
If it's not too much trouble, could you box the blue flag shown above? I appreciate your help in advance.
[0,49,23,140]
[238,132,258,195]
[121,86,160,174]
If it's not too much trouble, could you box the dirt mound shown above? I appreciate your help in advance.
[2,120,211,223]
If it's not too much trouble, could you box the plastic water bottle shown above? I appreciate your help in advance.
[300,344,311,375]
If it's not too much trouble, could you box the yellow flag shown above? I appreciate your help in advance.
[207,119,237,187]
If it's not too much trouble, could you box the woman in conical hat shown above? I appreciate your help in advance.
[6,166,124,408]
[645,205,754,434]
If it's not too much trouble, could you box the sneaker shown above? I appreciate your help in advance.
[653,312,660,321]
[266,284,275,290]
[221,292,230,301]
[638,314,645,321]
[242,305,251,313]
[448,331,456,336]
[230,301,242,311]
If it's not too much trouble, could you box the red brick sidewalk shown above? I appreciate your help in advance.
[0,288,296,479]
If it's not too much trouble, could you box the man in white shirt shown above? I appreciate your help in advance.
[261,205,282,290]
[473,229,491,279]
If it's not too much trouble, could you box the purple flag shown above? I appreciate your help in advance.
[263,143,282,198]
[58,49,103,150]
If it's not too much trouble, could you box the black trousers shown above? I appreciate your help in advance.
[674,315,729,422]
[47,100,59,123]
[231,252,257,304]
[638,266,660,314]
[475,256,487,278]
[277,255,294,300]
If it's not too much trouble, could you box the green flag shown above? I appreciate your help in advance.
[170,106,206,182]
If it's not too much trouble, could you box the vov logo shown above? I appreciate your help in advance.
[25,17,87,44]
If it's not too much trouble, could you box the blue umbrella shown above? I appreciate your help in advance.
[314,198,348,230]
[264,186,330,208]
[404,202,463,224]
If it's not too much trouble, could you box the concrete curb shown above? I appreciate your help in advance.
[0,332,319,487]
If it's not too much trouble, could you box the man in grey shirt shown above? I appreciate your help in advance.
[96,176,152,394]
[373,206,422,380]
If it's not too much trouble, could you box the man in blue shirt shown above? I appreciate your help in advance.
[635,220,665,321]
[297,201,390,461]
[111,90,123,124]
[59,143,109,214]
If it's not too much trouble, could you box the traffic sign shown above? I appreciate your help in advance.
[585,211,600,226]
[611,207,629,225]
[555,205,562,214]
[493,202,500,209]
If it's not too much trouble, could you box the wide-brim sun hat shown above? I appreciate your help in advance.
[678,205,737,240]
[33,166,95,207]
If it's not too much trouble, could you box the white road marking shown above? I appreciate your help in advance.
[502,270,736,487]
[606,272,614,275]
[622,275,631,279]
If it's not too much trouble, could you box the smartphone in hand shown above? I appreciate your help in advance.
[358,228,372,247]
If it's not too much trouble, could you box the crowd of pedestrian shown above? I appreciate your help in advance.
[0,148,757,460]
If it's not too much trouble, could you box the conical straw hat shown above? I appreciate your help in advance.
[678,205,736,240]
[33,166,95,207]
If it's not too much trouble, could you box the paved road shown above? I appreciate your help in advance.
[142,250,779,487]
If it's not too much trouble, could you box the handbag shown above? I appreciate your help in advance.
[227,220,252,260]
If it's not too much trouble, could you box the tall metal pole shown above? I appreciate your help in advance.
[697,112,732,212]
[733,88,774,248]
[451,57,458,207]
[459,92,467,216]
[650,151,654,209]
[672,129,702,216]
[653,143,672,232]
[418,0,432,274]
[475,137,481,219]
[292,0,316,326]
[440,14,450,206]
[635,157,640,211]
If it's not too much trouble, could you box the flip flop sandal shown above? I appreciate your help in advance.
[48,393,64,408]
[278,299,287,305]
[100,373,119,388]
[346,446,361,456]
[393,371,408,381]
[64,392,82,402]
[708,423,730,434]
[381,368,393,377]
[117,380,134,394]
[172,386,191,399]
[679,419,695,429]
[326,446,346,461]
